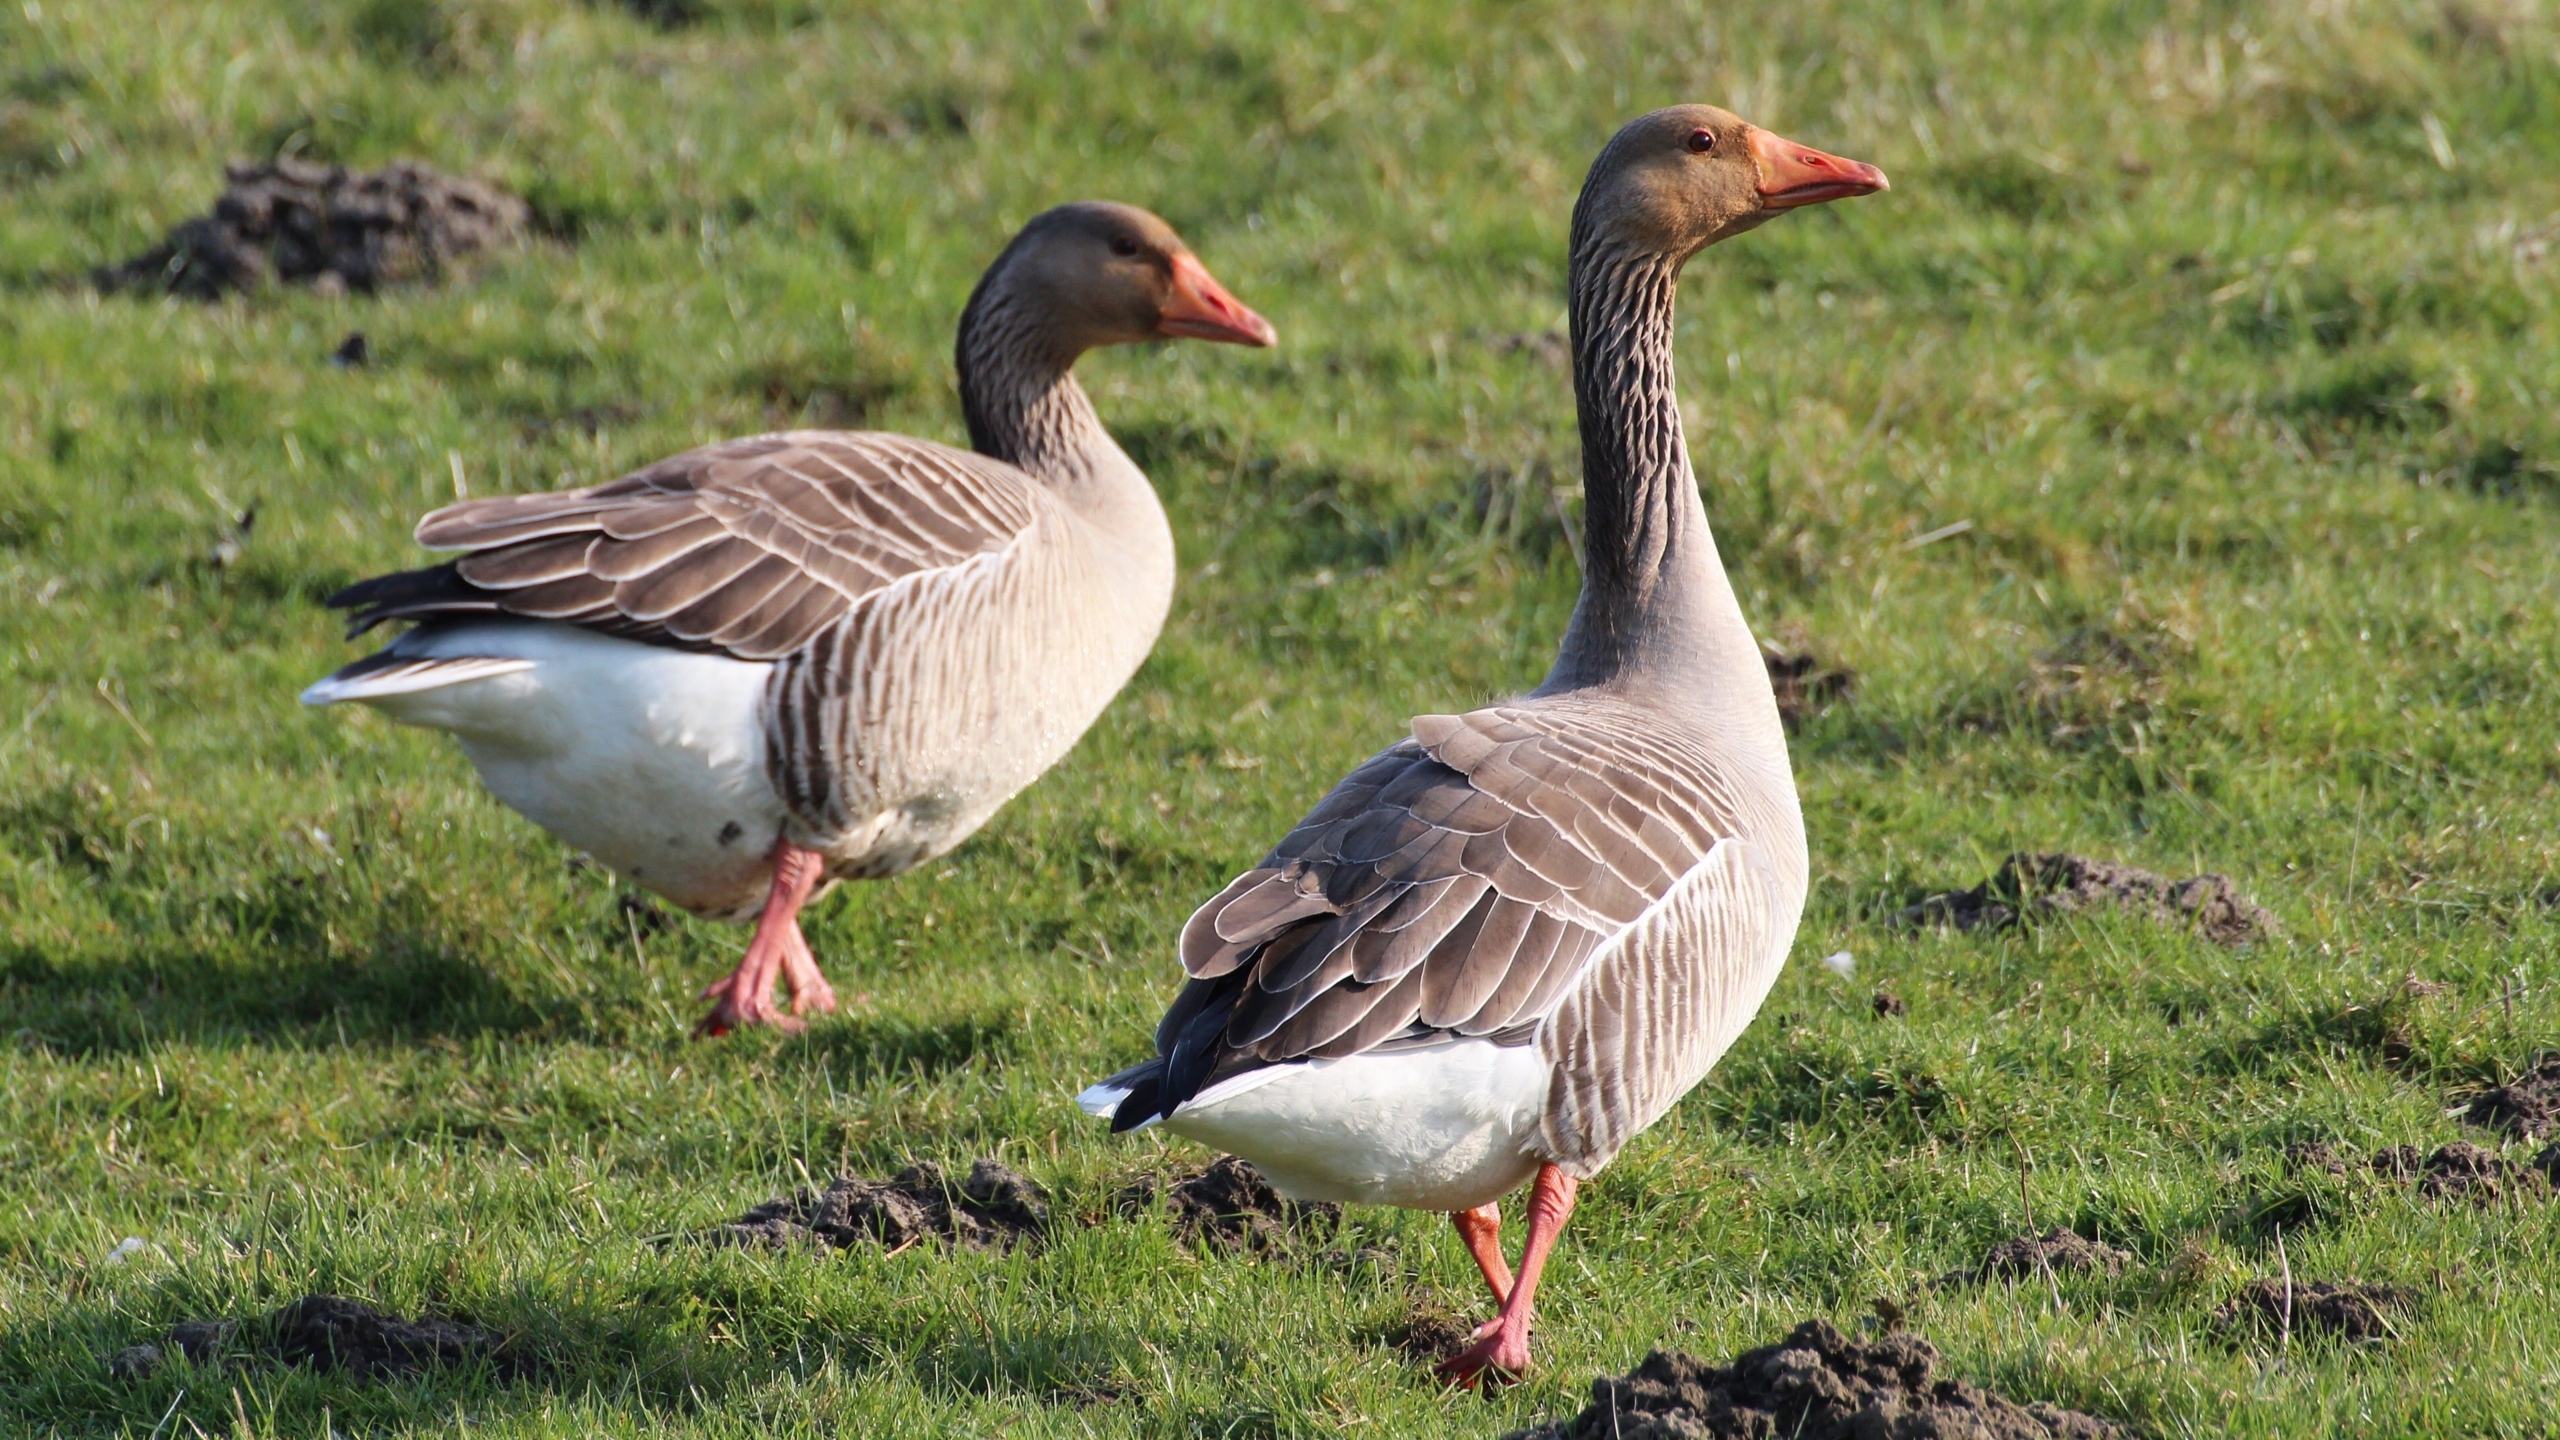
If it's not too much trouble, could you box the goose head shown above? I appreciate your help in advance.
[985,201,1277,353]
[1574,105,1888,260]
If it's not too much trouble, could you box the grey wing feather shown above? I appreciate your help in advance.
[1139,705,1787,1133]
[328,431,1045,663]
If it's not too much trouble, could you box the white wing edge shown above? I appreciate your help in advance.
[301,656,537,707]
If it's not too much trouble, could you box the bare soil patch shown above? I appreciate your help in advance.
[107,1295,524,1383]
[98,158,527,299]
[2282,1140,2349,1176]
[1895,852,2279,947]
[1502,1319,2126,1439]
[1116,1154,1340,1252]
[1763,644,1856,727]
[2216,1279,2413,1343]
[1939,1228,2133,1287]
[2367,1142,2548,1205]
[1384,1307,1478,1367]
[2461,1055,2560,1141]
[704,1159,1049,1252]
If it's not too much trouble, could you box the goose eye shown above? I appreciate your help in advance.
[1108,235,1141,257]
[1685,128,1716,154]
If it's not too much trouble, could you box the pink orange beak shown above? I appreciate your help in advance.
[1157,253,1278,347]
[1749,128,1890,209]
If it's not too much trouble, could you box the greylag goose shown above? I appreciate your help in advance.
[1079,109,1883,1383]
[304,202,1275,1034]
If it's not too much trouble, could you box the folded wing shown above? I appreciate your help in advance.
[327,431,1045,662]
[1126,705,1772,1133]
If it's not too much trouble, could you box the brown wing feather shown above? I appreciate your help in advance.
[331,431,1046,663]
[1146,705,1761,1115]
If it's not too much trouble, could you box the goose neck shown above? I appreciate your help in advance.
[953,273,1175,618]
[1542,239,1757,700]
[955,287,1116,480]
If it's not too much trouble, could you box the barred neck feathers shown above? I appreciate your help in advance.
[1540,232,1755,702]
[954,275,1136,503]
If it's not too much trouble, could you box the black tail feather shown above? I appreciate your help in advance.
[325,562,498,637]
[1160,973,1249,1114]
[1107,1066,1167,1134]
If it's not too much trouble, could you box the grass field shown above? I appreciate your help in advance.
[6,0,2560,1434]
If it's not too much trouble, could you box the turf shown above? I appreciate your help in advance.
[5,0,2559,1435]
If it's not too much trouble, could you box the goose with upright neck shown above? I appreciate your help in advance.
[305,202,1274,1035]
[1079,109,1884,1383]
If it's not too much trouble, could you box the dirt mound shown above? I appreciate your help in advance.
[97,157,526,299]
[2216,1279,2412,1343]
[1763,644,1855,727]
[2461,1056,2560,1141]
[1894,852,2278,947]
[2367,1142,2547,1204]
[107,1295,521,1383]
[1386,1308,1479,1366]
[1115,1155,1340,1252]
[1940,1228,2132,1287]
[2283,1140,2349,1176]
[705,1159,1049,1252]
[1503,1319,2125,1440]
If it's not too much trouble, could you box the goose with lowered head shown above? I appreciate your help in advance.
[305,202,1275,1035]
[1079,109,1884,1383]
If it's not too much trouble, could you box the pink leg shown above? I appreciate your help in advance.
[695,839,828,1036]
[1440,1165,1579,1387]
[1450,1203,1513,1307]
[775,916,838,1017]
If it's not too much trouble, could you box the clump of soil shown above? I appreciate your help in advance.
[97,157,527,299]
[1940,1228,2133,1288]
[1894,852,2279,947]
[1763,644,1856,727]
[107,1296,522,1383]
[2283,1140,2349,1176]
[2215,1279,2412,1344]
[107,1318,236,1381]
[1115,1155,1340,1252]
[2367,1142,2547,1205]
[705,1159,1049,1252]
[1501,1319,2126,1440]
[2461,1056,2560,1141]
[1385,1307,1478,1366]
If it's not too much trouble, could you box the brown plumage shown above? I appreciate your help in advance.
[305,202,1275,1036]
[1081,107,1887,1387]
[334,433,1040,663]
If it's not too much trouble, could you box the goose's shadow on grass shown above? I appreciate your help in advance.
[0,937,555,1056]
[779,1011,1019,1086]
[3,1282,785,1431]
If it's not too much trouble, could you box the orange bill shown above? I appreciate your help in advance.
[1158,253,1279,346]
[1749,129,1890,209]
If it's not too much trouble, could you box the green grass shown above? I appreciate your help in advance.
[6,0,2560,1434]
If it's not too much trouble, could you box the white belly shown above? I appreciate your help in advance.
[1160,1040,1552,1211]
[336,622,790,919]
